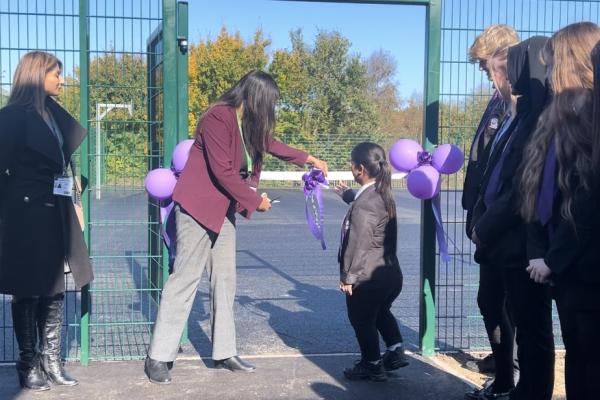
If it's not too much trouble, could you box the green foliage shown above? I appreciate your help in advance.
[60,51,148,185]
[188,27,271,131]
[54,26,491,183]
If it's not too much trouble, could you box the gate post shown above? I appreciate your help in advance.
[419,0,441,357]
[162,0,189,344]
[78,0,91,366]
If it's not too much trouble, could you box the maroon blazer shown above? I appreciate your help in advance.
[172,104,308,233]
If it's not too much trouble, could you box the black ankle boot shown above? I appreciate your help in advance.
[12,298,50,391]
[38,295,78,386]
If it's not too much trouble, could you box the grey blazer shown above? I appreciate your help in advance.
[338,187,402,288]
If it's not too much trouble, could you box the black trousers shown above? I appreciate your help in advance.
[346,283,403,362]
[477,263,516,391]
[555,286,600,400]
[504,267,555,400]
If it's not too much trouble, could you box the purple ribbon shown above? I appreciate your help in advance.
[302,168,328,250]
[417,150,432,165]
[160,200,177,268]
[536,141,557,226]
[432,194,450,263]
[415,149,451,263]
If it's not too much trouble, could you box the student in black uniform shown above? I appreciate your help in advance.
[470,37,554,400]
[520,22,600,400]
[338,142,408,382]
[461,26,520,393]
[465,44,519,400]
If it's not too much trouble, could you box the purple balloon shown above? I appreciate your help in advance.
[145,168,177,201]
[407,165,440,200]
[432,144,464,174]
[172,139,195,173]
[389,139,423,172]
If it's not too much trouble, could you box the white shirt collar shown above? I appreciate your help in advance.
[355,181,376,200]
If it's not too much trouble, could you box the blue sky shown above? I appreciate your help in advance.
[189,0,426,98]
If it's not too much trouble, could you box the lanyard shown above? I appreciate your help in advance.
[236,110,253,174]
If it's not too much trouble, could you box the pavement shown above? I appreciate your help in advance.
[0,353,474,400]
[0,187,480,399]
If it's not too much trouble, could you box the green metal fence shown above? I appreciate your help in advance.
[0,0,186,365]
[0,0,84,363]
[436,0,600,352]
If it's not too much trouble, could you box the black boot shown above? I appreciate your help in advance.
[38,295,78,386]
[11,298,50,391]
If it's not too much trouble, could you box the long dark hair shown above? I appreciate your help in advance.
[215,70,280,166]
[519,89,593,224]
[8,51,62,114]
[592,42,600,184]
[350,142,396,219]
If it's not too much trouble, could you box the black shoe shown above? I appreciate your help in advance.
[214,356,255,372]
[478,384,511,400]
[12,298,50,392]
[465,353,496,373]
[144,356,172,384]
[343,360,387,382]
[38,295,78,386]
[464,382,511,400]
[382,347,409,370]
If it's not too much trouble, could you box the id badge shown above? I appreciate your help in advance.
[53,175,74,197]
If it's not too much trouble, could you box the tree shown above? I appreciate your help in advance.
[188,27,271,133]
[268,29,379,169]
[60,51,148,184]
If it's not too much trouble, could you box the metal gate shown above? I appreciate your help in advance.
[0,0,187,365]
[436,0,600,352]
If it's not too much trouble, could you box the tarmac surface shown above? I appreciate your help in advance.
[0,188,567,399]
[0,353,473,400]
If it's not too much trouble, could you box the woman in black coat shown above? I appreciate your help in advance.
[0,51,93,391]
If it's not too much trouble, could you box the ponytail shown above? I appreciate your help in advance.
[351,142,396,219]
[375,158,396,219]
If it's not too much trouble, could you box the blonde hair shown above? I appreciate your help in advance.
[489,46,517,111]
[469,25,519,63]
[543,21,600,93]
[520,89,593,224]
[7,51,62,114]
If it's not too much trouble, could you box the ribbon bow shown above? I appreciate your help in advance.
[302,168,329,250]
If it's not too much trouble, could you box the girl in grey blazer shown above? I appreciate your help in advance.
[338,142,408,382]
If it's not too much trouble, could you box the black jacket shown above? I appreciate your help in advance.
[0,99,93,296]
[462,92,506,237]
[527,185,600,310]
[338,186,402,288]
[471,36,550,268]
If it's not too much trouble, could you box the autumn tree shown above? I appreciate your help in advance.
[188,27,270,132]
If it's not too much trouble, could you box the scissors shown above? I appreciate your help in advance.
[261,193,281,204]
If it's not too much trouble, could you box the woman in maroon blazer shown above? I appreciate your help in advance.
[144,70,327,384]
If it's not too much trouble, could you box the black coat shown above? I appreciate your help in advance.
[527,187,600,310]
[462,92,506,237]
[0,99,93,297]
[470,36,550,268]
[338,187,402,289]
